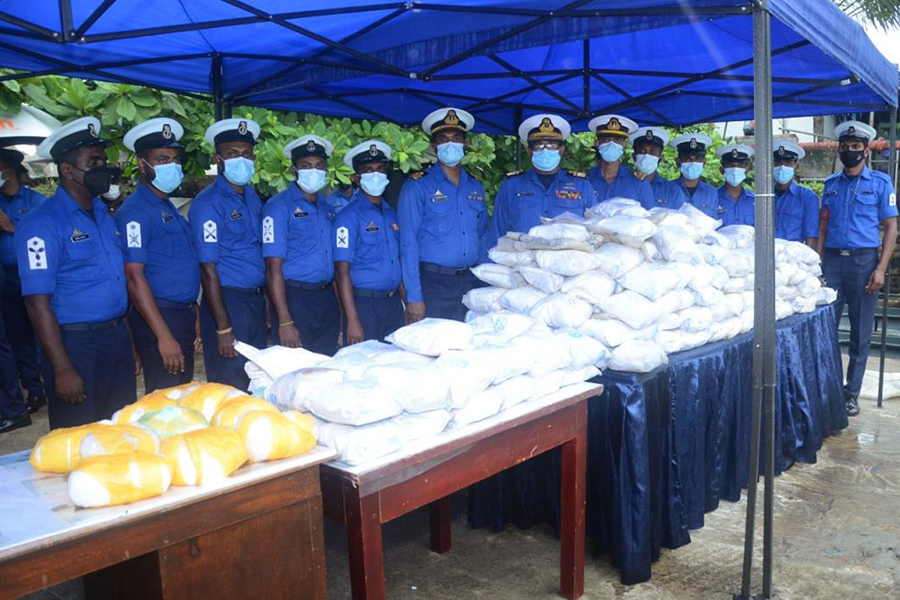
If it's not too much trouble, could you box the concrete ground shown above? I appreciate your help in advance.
[4,353,899,599]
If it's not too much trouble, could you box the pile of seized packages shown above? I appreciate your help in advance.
[30,199,835,506]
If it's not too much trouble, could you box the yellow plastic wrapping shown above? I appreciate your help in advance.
[177,382,245,421]
[155,382,202,401]
[161,427,248,486]
[236,410,317,463]
[112,394,179,424]
[80,424,160,459]
[30,423,112,473]
[67,452,173,508]
[137,406,209,438]
[211,396,277,429]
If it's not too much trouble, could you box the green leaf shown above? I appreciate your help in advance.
[130,93,157,107]
[117,98,137,121]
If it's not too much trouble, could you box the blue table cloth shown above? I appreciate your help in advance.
[467,304,847,584]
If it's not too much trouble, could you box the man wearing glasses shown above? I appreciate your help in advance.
[489,114,596,244]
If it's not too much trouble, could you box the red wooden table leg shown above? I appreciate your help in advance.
[428,496,452,554]
[343,482,386,600]
[559,404,587,599]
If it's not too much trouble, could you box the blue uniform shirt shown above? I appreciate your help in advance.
[325,188,358,214]
[490,169,596,247]
[333,198,401,292]
[189,176,264,289]
[16,187,127,325]
[115,183,200,304]
[774,181,820,242]
[398,166,489,304]
[262,183,335,284]
[679,178,719,218]
[717,186,756,226]
[0,186,46,266]
[822,166,897,249]
[588,164,655,209]
[648,175,688,209]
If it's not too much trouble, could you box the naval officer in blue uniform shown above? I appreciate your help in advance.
[0,147,47,415]
[399,107,489,323]
[17,117,134,428]
[490,114,595,246]
[672,132,719,218]
[772,139,819,246]
[263,134,340,356]
[116,117,200,393]
[334,140,404,344]
[189,118,265,390]
[325,183,357,214]
[629,126,687,209]
[716,144,756,226]
[587,114,654,209]
[820,120,897,416]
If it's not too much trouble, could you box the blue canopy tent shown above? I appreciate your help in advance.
[0,2,896,598]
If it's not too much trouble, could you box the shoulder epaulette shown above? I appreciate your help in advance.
[824,171,841,181]
[871,169,892,183]
[506,170,524,178]
[408,170,425,181]
[568,170,587,178]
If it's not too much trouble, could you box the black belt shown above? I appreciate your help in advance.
[825,248,878,257]
[60,317,122,332]
[155,298,195,310]
[222,285,265,295]
[420,262,472,276]
[353,287,398,298]
[286,280,331,291]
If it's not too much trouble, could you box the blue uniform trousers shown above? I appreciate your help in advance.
[420,264,481,322]
[274,283,340,356]
[349,291,403,343]
[200,286,266,390]
[0,267,26,420]
[129,299,196,394]
[1,266,43,398]
[41,320,135,429]
[823,249,879,397]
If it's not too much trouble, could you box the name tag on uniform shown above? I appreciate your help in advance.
[161,211,174,223]
[860,190,875,196]
[717,206,726,215]
[391,223,400,231]
[516,192,534,198]
[468,191,485,202]
[229,209,243,221]
[293,209,309,219]
[71,228,90,243]
[431,191,448,203]
[824,190,837,198]
[365,221,380,233]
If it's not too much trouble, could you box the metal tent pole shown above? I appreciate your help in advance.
[878,107,898,409]
[739,0,775,598]
[212,54,224,121]
[515,106,523,170]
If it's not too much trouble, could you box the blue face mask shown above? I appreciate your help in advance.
[598,141,624,163]
[436,142,465,167]
[634,154,659,176]
[531,149,561,172]
[724,167,747,187]
[150,162,183,194]
[360,172,389,197]
[680,161,704,181]
[773,165,794,185]
[222,156,255,186]
[297,168,327,194]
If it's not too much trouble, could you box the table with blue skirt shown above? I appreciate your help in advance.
[467,304,847,584]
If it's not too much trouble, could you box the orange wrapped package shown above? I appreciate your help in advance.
[236,410,317,463]
[177,382,246,421]
[67,452,173,508]
[161,427,248,486]
[211,396,277,429]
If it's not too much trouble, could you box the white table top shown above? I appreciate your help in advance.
[0,445,335,562]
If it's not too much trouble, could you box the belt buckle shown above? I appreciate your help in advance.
[840,249,851,257]
[387,290,396,298]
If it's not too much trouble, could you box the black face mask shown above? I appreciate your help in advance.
[839,150,865,169]
[69,164,121,198]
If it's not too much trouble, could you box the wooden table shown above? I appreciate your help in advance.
[321,382,600,600]
[0,445,335,600]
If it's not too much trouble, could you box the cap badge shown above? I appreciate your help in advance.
[848,126,856,136]
[162,123,172,139]
[238,120,248,135]
[777,146,784,156]
[607,117,621,131]
[689,138,697,149]
[87,123,98,138]
[731,149,739,158]
[445,110,459,126]
[368,144,378,156]
[307,140,317,152]
[539,117,554,134]
[646,130,653,140]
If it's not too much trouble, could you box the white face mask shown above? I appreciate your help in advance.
[359,172,389,197]
[296,168,327,194]
[102,184,120,201]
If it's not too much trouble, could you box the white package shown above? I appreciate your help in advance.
[718,225,755,249]
[317,353,379,380]
[657,289,696,314]
[531,369,566,399]
[465,310,488,323]
[608,340,668,373]
[816,287,837,305]
[318,420,408,466]
[518,266,565,294]
[579,318,657,348]
[775,263,797,287]
[593,243,645,278]
[723,277,747,293]
[560,366,602,387]
[561,271,617,305]
[554,329,611,369]
[689,263,729,290]
[785,240,821,264]
[307,381,403,426]
[432,350,499,408]
[363,363,451,413]
[511,330,571,378]
[641,240,662,261]
[528,222,591,242]
[450,386,506,429]
[792,295,817,314]
[588,197,643,219]
[471,263,526,288]
[592,216,658,247]
[462,286,507,313]
[386,318,473,356]
[777,286,798,301]
[659,311,685,331]
[393,410,452,441]
[237,342,330,393]
[693,285,727,307]
[656,330,685,354]
[648,208,692,228]
[265,367,347,411]
[679,306,714,332]
[700,244,729,266]
[467,311,536,338]
[682,329,714,351]
[334,340,399,361]
[372,350,435,367]
[620,263,686,301]
[776,299,794,320]
[500,286,548,313]
[703,230,735,249]
[678,202,722,239]
[542,211,590,225]
[601,291,661,330]
[653,225,704,264]
[535,250,600,276]
[476,342,535,385]
[724,293,745,317]
[496,375,539,410]
[530,293,593,329]
[488,248,536,268]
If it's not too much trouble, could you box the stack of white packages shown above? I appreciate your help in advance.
[468,197,836,367]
